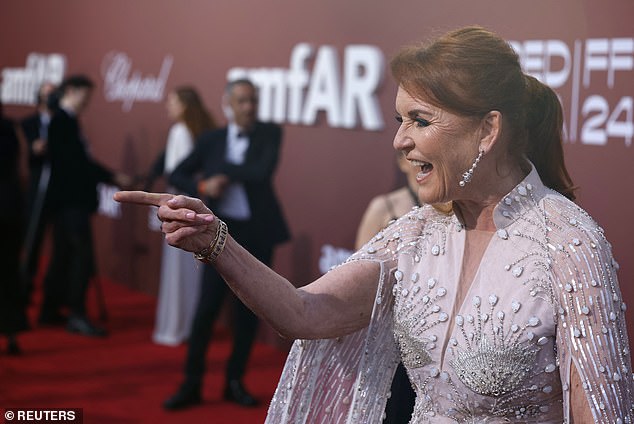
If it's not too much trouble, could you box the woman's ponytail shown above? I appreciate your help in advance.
[524,75,576,200]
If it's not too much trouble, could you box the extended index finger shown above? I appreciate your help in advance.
[113,191,174,207]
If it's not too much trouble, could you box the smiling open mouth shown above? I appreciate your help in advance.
[410,159,433,179]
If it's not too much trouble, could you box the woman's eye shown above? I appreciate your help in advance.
[395,115,430,128]
[415,118,431,128]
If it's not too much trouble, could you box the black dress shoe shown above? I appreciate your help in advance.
[223,380,258,407]
[66,316,107,337]
[163,383,202,410]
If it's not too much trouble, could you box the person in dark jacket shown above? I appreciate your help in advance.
[163,79,290,410]
[41,74,130,336]
[20,82,58,297]
[0,102,29,354]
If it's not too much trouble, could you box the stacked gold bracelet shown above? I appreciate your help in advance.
[193,219,228,264]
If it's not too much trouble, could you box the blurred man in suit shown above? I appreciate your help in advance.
[41,75,130,336]
[0,101,29,354]
[20,82,58,298]
[164,79,289,409]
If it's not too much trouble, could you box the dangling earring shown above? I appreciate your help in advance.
[459,149,484,187]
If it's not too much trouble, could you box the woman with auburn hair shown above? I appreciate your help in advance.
[118,27,633,423]
[149,86,216,346]
[172,86,216,143]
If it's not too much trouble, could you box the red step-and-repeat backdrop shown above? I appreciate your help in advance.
[2,0,632,345]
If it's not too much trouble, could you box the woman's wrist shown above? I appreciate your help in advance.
[193,219,228,264]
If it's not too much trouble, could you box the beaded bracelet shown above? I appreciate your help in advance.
[193,219,228,264]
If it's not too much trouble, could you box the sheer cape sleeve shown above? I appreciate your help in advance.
[265,209,425,423]
[547,197,634,423]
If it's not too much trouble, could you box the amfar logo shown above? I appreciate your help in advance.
[0,53,66,105]
[101,51,173,112]
[228,43,385,131]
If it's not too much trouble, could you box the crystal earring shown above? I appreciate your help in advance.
[459,149,484,187]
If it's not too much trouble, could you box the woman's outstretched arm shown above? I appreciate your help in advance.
[114,191,380,340]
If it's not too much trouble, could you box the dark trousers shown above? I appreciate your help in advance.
[184,218,272,385]
[0,195,28,335]
[41,208,95,318]
[383,362,416,423]
[23,200,49,293]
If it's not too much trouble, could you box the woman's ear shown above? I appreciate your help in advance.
[478,111,502,154]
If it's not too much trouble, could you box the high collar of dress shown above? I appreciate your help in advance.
[491,162,549,230]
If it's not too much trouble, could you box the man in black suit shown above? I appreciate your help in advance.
[20,82,57,298]
[42,75,129,336]
[164,79,289,410]
[0,101,29,355]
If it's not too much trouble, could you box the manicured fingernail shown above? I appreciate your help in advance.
[186,212,195,219]
[203,215,215,222]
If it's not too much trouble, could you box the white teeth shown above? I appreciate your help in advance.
[417,170,431,177]
[414,158,432,179]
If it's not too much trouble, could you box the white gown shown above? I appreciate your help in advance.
[266,166,634,423]
[152,122,202,346]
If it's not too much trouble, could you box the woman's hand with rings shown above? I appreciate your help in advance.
[114,191,219,253]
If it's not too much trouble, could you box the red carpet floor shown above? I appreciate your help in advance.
[0,278,288,423]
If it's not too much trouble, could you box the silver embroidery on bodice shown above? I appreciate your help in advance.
[393,218,453,371]
[448,296,543,398]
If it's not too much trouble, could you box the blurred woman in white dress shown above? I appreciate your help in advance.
[149,86,215,345]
